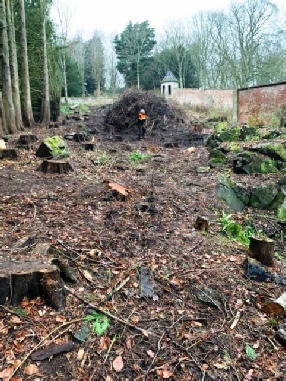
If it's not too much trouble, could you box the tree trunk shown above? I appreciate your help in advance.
[6,0,23,130]
[19,0,34,127]
[0,92,8,135]
[38,159,74,174]
[2,0,16,134]
[40,2,50,127]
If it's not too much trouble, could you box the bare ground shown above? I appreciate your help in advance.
[0,106,285,381]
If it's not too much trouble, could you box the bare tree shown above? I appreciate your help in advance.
[85,31,104,97]
[19,0,34,126]
[52,0,74,103]
[1,0,16,133]
[6,0,22,129]
[40,0,50,127]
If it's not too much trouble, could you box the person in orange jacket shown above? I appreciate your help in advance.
[137,109,146,139]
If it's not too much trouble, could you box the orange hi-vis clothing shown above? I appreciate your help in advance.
[139,112,146,121]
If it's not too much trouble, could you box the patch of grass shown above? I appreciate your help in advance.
[128,151,150,163]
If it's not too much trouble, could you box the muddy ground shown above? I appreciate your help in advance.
[0,104,285,381]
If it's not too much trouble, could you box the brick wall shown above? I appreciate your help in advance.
[172,89,235,110]
[237,82,286,124]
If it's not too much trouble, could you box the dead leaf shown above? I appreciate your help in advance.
[213,362,227,369]
[146,349,155,358]
[77,348,85,361]
[112,355,124,372]
[156,364,173,378]
[10,315,22,324]
[24,363,39,376]
[0,367,14,380]
[126,338,134,349]
[99,336,111,350]
[187,147,196,153]
[55,315,66,323]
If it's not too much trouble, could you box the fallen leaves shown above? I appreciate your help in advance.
[112,355,124,372]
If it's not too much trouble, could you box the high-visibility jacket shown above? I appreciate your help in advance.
[139,112,146,121]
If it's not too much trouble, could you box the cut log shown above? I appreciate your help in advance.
[249,236,275,266]
[0,260,66,310]
[38,159,74,174]
[194,216,209,232]
[262,292,286,317]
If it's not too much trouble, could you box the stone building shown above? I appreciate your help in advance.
[161,71,179,98]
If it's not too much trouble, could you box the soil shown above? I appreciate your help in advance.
[0,104,286,381]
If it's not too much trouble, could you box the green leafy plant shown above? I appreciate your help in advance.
[128,151,150,163]
[219,212,260,245]
[215,121,228,132]
[245,344,257,360]
[84,310,110,336]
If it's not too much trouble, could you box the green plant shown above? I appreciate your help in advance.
[215,121,228,132]
[84,310,110,336]
[219,212,260,245]
[128,151,150,163]
[268,317,278,327]
[245,344,257,360]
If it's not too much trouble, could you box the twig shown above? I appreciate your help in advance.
[230,310,242,330]
[10,318,82,379]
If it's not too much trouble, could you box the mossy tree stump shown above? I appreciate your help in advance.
[0,260,66,310]
[38,159,74,174]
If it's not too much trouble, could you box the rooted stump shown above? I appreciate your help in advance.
[0,260,66,310]
[249,236,275,266]
[194,216,209,232]
[38,159,74,174]
[81,142,96,151]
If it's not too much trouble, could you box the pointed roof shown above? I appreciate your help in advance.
[161,71,178,83]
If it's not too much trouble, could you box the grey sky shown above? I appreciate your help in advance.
[51,0,284,40]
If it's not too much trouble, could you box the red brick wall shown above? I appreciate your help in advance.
[237,83,286,124]
[172,89,234,110]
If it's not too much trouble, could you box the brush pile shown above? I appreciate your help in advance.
[104,89,188,131]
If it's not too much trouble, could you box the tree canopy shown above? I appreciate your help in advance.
[113,21,156,89]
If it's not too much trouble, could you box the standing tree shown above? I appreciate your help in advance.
[19,0,34,126]
[85,32,105,97]
[114,21,156,88]
[40,0,50,127]
[6,0,22,129]
[1,0,16,133]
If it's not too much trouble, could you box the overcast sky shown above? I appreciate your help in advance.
[50,0,284,40]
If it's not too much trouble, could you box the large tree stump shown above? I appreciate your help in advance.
[38,159,74,174]
[249,236,275,266]
[0,260,66,310]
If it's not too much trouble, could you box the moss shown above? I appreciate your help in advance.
[43,136,69,157]
[260,160,278,174]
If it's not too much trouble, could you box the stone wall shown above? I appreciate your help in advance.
[172,89,235,111]
[237,82,286,124]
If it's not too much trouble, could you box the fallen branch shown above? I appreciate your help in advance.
[10,318,82,379]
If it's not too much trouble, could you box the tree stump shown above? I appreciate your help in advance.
[0,260,66,310]
[81,142,96,151]
[1,148,19,159]
[38,159,74,174]
[16,134,38,150]
[194,216,209,232]
[249,236,275,266]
